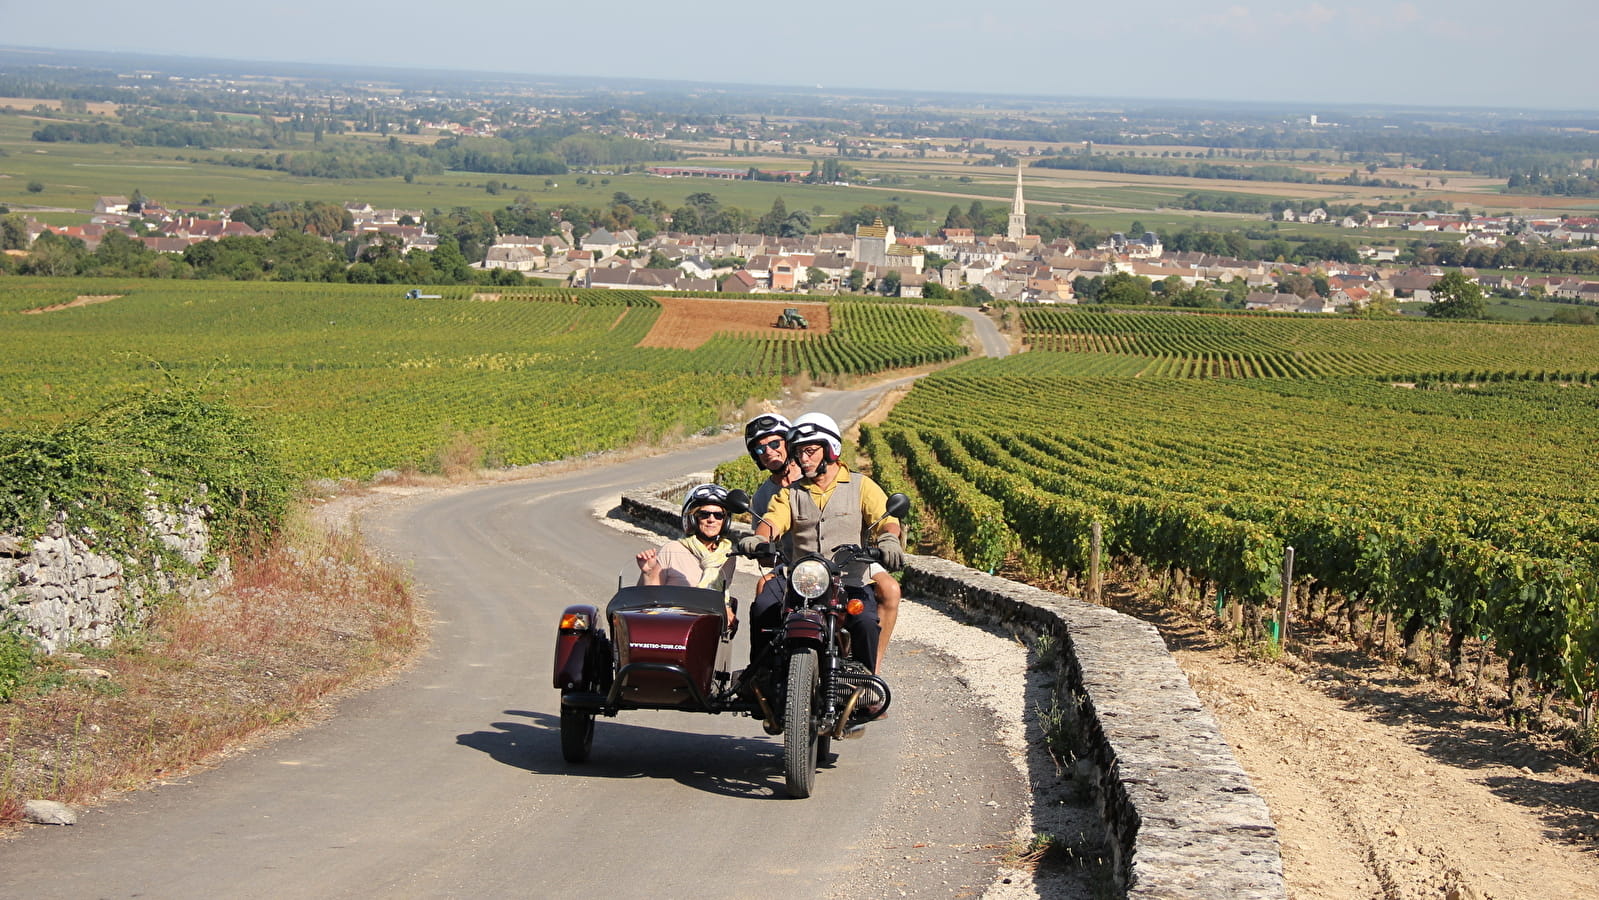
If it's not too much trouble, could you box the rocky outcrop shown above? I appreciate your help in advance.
[619,478,1286,899]
[0,495,225,655]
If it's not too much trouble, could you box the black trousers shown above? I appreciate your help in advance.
[749,577,879,673]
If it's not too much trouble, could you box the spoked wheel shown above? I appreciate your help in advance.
[783,649,820,798]
[560,700,595,763]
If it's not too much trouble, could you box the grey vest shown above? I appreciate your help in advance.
[787,474,866,560]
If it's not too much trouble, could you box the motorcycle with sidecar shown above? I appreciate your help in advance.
[552,490,908,798]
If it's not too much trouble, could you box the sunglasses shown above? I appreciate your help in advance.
[755,437,785,454]
[694,510,726,521]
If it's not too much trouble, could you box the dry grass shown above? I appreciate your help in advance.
[0,511,421,826]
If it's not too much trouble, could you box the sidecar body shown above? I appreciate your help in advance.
[556,584,730,711]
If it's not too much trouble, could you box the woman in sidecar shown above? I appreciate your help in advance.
[634,483,737,629]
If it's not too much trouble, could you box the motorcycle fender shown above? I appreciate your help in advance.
[782,609,826,646]
[554,604,603,691]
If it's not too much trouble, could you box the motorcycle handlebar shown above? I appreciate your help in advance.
[734,541,880,566]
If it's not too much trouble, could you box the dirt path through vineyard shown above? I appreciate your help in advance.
[1122,591,1599,899]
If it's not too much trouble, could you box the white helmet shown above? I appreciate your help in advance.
[680,483,731,535]
[743,413,791,464]
[787,412,842,462]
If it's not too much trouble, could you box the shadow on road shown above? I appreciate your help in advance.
[458,709,794,799]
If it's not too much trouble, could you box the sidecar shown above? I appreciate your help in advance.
[553,584,741,762]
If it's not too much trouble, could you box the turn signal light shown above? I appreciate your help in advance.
[846,598,865,615]
[559,612,591,631]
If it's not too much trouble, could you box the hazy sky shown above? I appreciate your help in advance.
[4,0,1595,110]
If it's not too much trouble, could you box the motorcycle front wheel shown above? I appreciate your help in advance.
[560,700,595,763]
[783,649,819,798]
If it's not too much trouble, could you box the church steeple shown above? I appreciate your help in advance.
[1007,167,1027,242]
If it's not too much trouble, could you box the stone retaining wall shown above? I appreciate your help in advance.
[620,479,1286,899]
[0,498,222,654]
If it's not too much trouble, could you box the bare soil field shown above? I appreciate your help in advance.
[0,97,119,115]
[20,295,123,315]
[1105,587,1599,900]
[637,296,830,349]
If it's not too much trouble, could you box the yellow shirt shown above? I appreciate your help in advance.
[762,464,896,539]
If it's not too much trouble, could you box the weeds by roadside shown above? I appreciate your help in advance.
[0,508,419,827]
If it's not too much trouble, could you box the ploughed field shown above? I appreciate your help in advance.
[638,297,831,348]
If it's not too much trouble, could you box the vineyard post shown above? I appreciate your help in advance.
[1089,521,1102,603]
[1278,546,1296,649]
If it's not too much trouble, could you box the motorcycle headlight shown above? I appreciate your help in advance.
[790,559,831,599]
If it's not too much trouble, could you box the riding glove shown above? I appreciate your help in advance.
[875,533,905,572]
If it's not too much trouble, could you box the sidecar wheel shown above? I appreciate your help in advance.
[784,649,819,798]
[560,702,595,763]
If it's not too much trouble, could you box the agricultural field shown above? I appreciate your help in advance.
[0,279,966,477]
[1009,306,1599,378]
[862,309,1599,718]
[4,100,1561,249]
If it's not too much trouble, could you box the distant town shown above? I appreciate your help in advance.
[11,170,1599,315]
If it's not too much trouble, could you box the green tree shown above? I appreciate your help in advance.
[1278,272,1317,298]
[24,232,87,276]
[1424,271,1487,319]
[89,230,156,275]
[847,268,866,292]
[1354,291,1399,317]
[265,229,343,281]
[965,285,995,307]
[429,236,473,284]
[1097,271,1155,305]
[881,269,902,296]
[0,214,26,251]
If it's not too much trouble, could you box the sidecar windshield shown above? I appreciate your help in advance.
[606,584,726,619]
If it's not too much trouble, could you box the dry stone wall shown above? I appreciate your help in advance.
[0,497,222,655]
[620,479,1286,899]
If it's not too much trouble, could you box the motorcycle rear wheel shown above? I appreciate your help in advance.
[784,649,819,798]
[560,701,595,763]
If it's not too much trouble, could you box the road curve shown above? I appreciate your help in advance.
[0,384,1027,899]
[949,307,1011,359]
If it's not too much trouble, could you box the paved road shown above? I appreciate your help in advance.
[949,307,1011,359]
[0,384,1027,899]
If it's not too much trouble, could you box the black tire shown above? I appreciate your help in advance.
[784,649,819,798]
[560,701,595,763]
[817,734,833,766]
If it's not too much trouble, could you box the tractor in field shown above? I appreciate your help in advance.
[775,307,809,329]
[404,289,442,299]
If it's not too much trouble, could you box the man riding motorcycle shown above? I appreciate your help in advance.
[742,413,905,673]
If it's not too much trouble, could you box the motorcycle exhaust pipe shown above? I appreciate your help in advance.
[834,687,866,739]
[753,685,781,735]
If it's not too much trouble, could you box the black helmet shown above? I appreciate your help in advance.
[743,413,792,465]
[680,483,731,535]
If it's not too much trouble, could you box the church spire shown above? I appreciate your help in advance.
[1007,167,1027,242]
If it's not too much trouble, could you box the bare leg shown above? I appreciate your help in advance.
[872,571,901,673]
